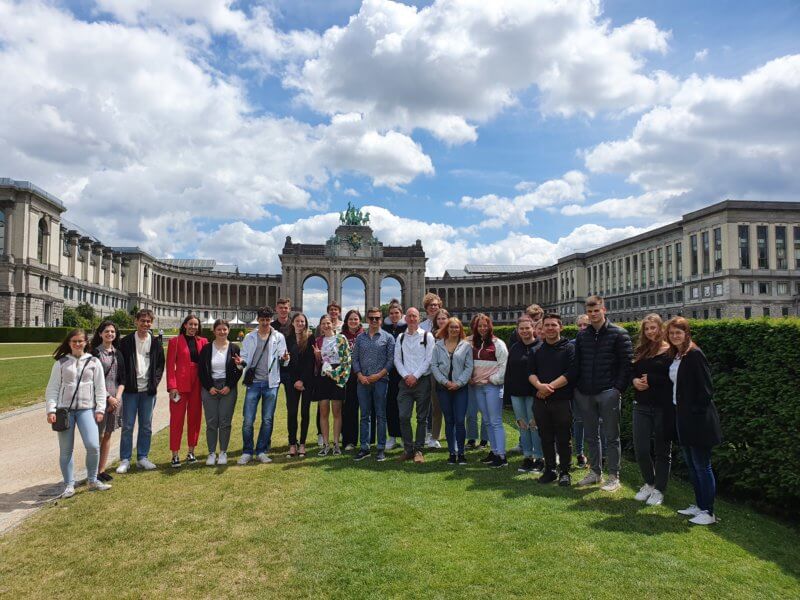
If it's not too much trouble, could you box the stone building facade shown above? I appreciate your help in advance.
[2,178,800,328]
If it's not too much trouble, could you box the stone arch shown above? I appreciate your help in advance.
[341,273,367,315]
[37,217,48,263]
[379,273,405,309]
[301,273,330,320]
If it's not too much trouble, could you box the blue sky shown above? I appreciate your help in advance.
[2,0,799,303]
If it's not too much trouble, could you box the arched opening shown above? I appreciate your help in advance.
[37,218,48,263]
[380,276,403,310]
[341,275,366,315]
[302,275,329,324]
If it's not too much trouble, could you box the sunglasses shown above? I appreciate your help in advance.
[367,316,382,321]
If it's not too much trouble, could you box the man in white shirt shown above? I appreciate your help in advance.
[393,307,434,464]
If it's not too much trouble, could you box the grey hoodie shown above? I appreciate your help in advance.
[46,353,107,414]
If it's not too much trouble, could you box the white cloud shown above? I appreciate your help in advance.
[694,48,709,62]
[561,189,687,218]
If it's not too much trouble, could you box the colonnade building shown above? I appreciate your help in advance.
[2,178,800,328]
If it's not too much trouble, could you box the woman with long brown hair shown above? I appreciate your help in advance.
[426,308,450,449]
[341,309,364,451]
[631,314,674,506]
[90,320,126,482]
[286,312,315,458]
[313,314,352,455]
[666,317,722,525]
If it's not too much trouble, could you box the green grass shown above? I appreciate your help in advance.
[1,390,798,599]
[0,356,54,413]
[0,343,57,359]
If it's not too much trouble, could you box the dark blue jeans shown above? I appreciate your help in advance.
[120,391,155,461]
[357,379,388,450]
[437,385,468,455]
[682,445,716,514]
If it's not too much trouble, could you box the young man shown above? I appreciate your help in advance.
[117,309,165,473]
[393,307,434,464]
[352,307,396,462]
[381,301,407,450]
[418,293,442,332]
[418,293,443,448]
[272,298,294,444]
[573,296,632,491]
[529,314,578,486]
[239,306,288,465]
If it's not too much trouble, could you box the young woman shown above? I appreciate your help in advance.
[90,321,126,482]
[572,313,590,468]
[45,329,110,498]
[667,317,722,525]
[431,317,473,464]
[468,314,509,468]
[166,315,208,467]
[198,319,243,466]
[313,315,352,455]
[381,302,407,450]
[341,309,364,451]
[426,308,450,449]
[631,314,674,506]
[286,312,315,458]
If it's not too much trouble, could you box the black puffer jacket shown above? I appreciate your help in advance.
[574,320,633,395]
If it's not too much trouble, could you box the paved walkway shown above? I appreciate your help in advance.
[0,355,51,361]
[0,380,170,534]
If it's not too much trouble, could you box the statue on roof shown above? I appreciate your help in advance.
[339,202,370,226]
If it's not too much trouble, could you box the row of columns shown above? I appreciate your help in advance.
[152,273,280,308]
[430,278,558,311]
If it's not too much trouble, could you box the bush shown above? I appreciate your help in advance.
[0,327,74,342]
[107,309,134,329]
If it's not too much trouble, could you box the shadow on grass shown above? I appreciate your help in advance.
[0,482,63,514]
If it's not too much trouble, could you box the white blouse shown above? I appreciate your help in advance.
[669,356,681,405]
[211,344,228,380]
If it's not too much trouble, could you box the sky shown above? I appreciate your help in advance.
[2,0,800,315]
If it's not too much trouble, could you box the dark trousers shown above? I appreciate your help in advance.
[437,385,468,455]
[533,396,572,474]
[286,383,311,446]
[398,375,432,453]
[342,374,359,447]
[386,369,402,437]
[632,404,672,492]
[683,445,716,514]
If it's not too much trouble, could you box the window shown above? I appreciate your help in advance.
[648,250,655,286]
[625,256,631,290]
[611,261,617,293]
[649,294,656,306]
[633,296,639,308]
[63,286,68,299]
[605,263,610,291]
[640,252,646,287]
[690,286,699,299]
[739,225,751,269]
[702,284,711,298]
[763,307,770,318]
[587,268,592,292]
[715,308,722,319]
[692,310,698,319]
[703,309,709,319]
[666,245,673,283]
[37,218,47,263]
[777,281,789,295]
[741,281,752,294]
[632,255,638,289]
[757,225,769,269]
[776,226,787,269]
[714,283,723,296]
[676,289,683,302]
[657,247,664,284]
[758,281,772,295]
[690,235,698,276]
[744,306,752,319]
[667,291,674,303]
[713,228,722,272]
[782,307,789,317]
[794,226,800,268]
[657,292,664,305]
[0,210,4,254]
[676,242,683,281]
[702,231,710,274]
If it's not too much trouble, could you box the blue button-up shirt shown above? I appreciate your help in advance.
[352,328,395,381]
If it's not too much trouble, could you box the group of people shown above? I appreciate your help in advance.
[45,293,722,525]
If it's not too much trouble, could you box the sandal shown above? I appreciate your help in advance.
[286,444,297,458]
[298,445,306,458]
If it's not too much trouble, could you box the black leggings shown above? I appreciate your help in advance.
[286,383,311,446]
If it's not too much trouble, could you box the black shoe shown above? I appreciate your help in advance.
[576,454,587,468]
[490,455,508,468]
[457,454,467,465]
[171,456,181,468]
[447,454,457,465]
[538,470,558,484]
[98,472,113,482]
[532,458,546,473]
[186,452,197,464]
[480,452,496,464]
[479,440,489,449]
[376,450,386,462]
[354,449,371,461]
[466,440,477,450]
[559,472,572,487]
[518,457,535,473]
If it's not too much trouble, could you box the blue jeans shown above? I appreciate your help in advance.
[682,445,716,514]
[58,409,100,485]
[120,391,156,461]
[437,385,468,454]
[509,395,543,459]
[242,381,278,455]
[357,380,388,450]
[466,386,488,442]
[471,384,505,456]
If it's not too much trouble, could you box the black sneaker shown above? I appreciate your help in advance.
[376,450,386,462]
[466,439,477,450]
[532,458,546,473]
[576,454,587,468]
[490,455,508,468]
[457,454,467,465]
[186,452,197,464]
[447,454,457,465]
[479,440,489,449]
[518,457,535,473]
[538,470,558,484]
[480,452,496,464]
[559,472,572,487]
[354,449,370,461]
[98,472,113,482]
[171,456,181,468]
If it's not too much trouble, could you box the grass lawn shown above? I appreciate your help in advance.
[0,356,54,413]
[0,343,57,359]
[1,389,798,599]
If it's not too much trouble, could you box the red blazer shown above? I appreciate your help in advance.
[166,334,208,392]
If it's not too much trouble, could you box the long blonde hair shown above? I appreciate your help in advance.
[634,314,665,361]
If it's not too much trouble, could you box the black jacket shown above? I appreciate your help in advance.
[286,334,315,387]
[199,342,243,390]
[632,352,673,407]
[119,332,165,396]
[529,337,578,402]
[574,320,633,395]
[91,346,127,393]
[503,339,541,397]
[272,318,293,375]
[674,347,722,447]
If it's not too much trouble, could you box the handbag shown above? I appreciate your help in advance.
[52,359,90,432]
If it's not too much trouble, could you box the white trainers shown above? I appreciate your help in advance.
[257,452,273,464]
[385,437,396,450]
[217,452,227,465]
[206,452,217,466]
[238,453,252,465]
[61,485,75,498]
[601,476,621,492]
[635,483,654,501]
[646,489,664,506]
[88,481,112,491]
[344,444,355,451]
[426,439,441,449]
[677,504,702,517]
[137,458,157,470]
[689,510,717,525]
[115,460,130,474]
[576,472,603,487]
[317,434,324,447]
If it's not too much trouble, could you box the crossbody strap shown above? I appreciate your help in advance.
[67,359,91,412]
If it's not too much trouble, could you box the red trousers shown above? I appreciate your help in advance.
[169,379,203,452]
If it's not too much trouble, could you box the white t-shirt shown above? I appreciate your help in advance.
[211,344,228,380]
[135,333,152,392]
[669,356,681,405]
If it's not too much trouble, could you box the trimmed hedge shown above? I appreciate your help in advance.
[0,327,138,343]
[495,319,800,513]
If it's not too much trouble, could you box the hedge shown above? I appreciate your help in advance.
[0,327,137,343]
[495,318,800,513]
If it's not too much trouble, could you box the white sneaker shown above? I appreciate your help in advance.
[601,476,621,492]
[426,439,442,449]
[137,458,157,470]
[576,472,603,487]
[425,432,432,444]
[88,481,112,491]
[257,452,273,464]
[217,452,227,465]
[61,485,75,498]
[344,444,355,451]
[206,452,217,466]
[646,489,664,506]
[317,434,324,447]
[689,510,717,525]
[635,483,654,501]
[237,453,252,465]
[385,437,396,450]
[115,460,130,474]
[677,504,702,517]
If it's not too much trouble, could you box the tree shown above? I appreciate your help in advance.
[62,306,92,330]
[108,309,134,329]
[75,303,96,322]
